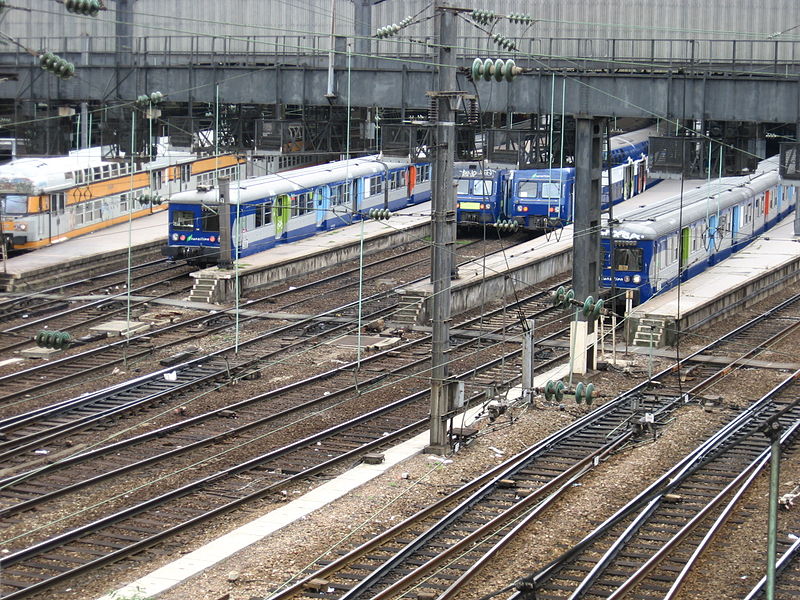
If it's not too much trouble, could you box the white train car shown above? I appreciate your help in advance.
[0,148,243,251]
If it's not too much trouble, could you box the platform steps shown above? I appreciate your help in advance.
[633,317,666,347]
[393,291,427,326]
[187,277,221,304]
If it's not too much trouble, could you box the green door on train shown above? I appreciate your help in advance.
[273,194,291,239]
[680,226,690,266]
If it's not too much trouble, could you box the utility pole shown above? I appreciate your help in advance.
[426,0,457,454]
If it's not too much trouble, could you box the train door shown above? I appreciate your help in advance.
[732,206,740,242]
[315,187,326,229]
[48,192,67,242]
[637,160,646,193]
[707,215,719,264]
[354,178,363,214]
[407,165,417,203]
[252,198,275,247]
[273,194,291,241]
[233,213,249,253]
[680,226,690,271]
[624,163,634,199]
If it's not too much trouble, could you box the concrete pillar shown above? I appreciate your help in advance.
[353,0,372,68]
[571,116,605,373]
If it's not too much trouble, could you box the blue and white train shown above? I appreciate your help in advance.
[453,161,510,228]
[455,127,656,233]
[163,155,432,264]
[600,157,796,304]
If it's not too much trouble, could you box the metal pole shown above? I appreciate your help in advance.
[325,0,337,99]
[522,319,534,403]
[427,0,457,454]
[765,421,782,600]
[80,102,89,149]
[0,198,7,275]
[218,176,232,269]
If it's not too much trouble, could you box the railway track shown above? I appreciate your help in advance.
[0,283,564,486]
[262,292,800,600]
[0,271,194,354]
[0,259,191,324]
[506,372,800,600]
[0,300,567,600]
[0,237,522,410]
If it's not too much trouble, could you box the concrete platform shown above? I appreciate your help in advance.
[626,215,800,347]
[188,202,432,304]
[0,211,168,292]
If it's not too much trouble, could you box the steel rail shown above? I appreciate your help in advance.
[0,238,497,402]
[0,321,568,515]
[0,257,180,315]
[267,294,800,600]
[508,370,800,600]
[743,537,800,600]
[0,278,565,457]
[0,388,434,599]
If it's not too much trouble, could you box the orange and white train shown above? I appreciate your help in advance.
[0,147,243,251]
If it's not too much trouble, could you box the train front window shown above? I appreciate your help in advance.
[517,181,538,198]
[457,179,471,195]
[172,210,194,231]
[201,206,220,232]
[475,180,493,196]
[614,247,643,271]
[2,195,28,214]
[541,182,562,199]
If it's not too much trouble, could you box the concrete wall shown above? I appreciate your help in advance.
[629,258,800,347]
[207,222,431,302]
[415,245,573,324]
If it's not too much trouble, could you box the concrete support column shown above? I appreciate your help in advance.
[353,0,372,68]
[218,177,233,269]
[571,116,605,374]
[80,102,89,149]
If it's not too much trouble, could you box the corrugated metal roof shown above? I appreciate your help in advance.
[8,1,798,56]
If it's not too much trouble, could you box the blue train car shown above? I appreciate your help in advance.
[600,157,794,304]
[163,156,432,264]
[454,161,512,229]
[507,127,655,232]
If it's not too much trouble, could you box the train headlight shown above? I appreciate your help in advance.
[632,274,642,284]
[623,276,631,283]
[13,223,27,231]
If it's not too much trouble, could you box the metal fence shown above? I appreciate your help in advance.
[4,35,800,75]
